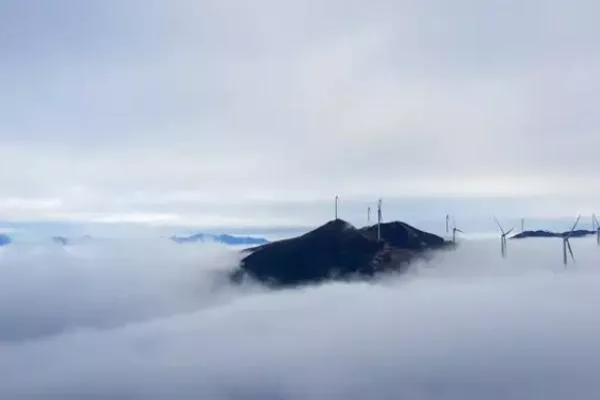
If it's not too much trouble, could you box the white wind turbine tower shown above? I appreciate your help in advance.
[377,199,383,241]
[494,217,514,258]
[562,215,581,266]
[445,214,450,233]
[334,195,339,220]
[521,217,525,232]
[452,218,463,245]
[593,214,600,245]
[368,206,371,225]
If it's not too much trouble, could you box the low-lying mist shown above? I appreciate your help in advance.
[0,240,250,341]
[2,237,600,399]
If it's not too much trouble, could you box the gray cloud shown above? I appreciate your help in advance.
[1,0,599,225]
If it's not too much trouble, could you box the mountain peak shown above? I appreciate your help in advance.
[302,219,356,237]
[236,219,448,287]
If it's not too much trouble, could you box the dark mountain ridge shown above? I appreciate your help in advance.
[233,219,450,287]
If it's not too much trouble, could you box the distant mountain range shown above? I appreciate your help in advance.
[52,236,70,245]
[170,233,269,246]
[51,235,92,245]
[0,233,268,246]
[511,229,596,239]
[0,234,11,246]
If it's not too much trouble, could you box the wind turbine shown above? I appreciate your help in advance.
[494,217,514,258]
[367,206,371,225]
[521,218,525,232]
[334,195,339,220]
[377,199,383,241]
[562,215,581,266]
[452,218,463,245]
[593,214,600,245]
[445,214,450,233]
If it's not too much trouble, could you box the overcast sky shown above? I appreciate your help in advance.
[1,0,599,229]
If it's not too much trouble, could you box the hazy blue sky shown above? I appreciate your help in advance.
[1,1,599,229]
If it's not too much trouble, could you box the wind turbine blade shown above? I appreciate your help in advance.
[569,214,581,235]
[593,214,599,227]
[455,228,464,233]
[567,239,575,262]
[505,228,514,236]
[493,217,505,234]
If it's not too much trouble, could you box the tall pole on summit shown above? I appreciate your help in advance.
[368,206,371,225]
[335,195,339,220]
[377,199,382,241]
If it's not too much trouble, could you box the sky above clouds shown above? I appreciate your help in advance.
[1,0,599,229]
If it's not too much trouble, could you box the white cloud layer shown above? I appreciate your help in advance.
[2,237,600,398]
[1,1,600,225]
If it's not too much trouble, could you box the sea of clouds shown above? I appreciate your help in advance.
[1,236,600,399]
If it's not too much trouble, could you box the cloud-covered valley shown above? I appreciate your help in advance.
[2,237,600,399]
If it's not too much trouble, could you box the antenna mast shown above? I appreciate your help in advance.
[335,195,338,220]
[377,199,382,241]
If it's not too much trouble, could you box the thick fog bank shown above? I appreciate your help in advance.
[1,238,600,399]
